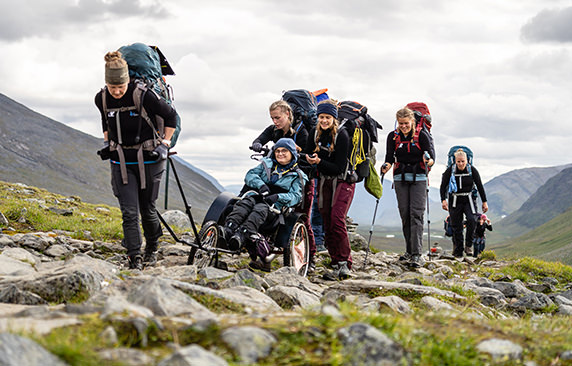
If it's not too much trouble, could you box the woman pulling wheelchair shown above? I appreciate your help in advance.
[222,138,308,271]
[250,101,318,272]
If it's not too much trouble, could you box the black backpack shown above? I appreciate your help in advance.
[282,89,318,132]
[337,101,383,182]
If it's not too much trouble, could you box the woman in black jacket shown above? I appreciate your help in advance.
[95,51,177,270]
[380,107,434,267]
[439,148,488,257]
[305,101,354,279]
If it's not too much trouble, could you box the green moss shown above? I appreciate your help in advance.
[481,257,572,286]
[33,316,126,366]
[191,293,246,314]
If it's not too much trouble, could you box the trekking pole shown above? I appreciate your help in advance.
[423,151,431,261]
[164,158,170,209]
[363,172,384,270]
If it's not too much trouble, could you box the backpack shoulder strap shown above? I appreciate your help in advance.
[294,166,305,209]
[133,83,161,144]
[101,87,108,117]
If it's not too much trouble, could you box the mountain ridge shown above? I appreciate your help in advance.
[0,92,221,217]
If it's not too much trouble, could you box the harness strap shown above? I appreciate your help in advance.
[318,175,340,209]
[451,191,476,213]
[295,168,305,209]
[318,175,325,209]
[110,140,155,189]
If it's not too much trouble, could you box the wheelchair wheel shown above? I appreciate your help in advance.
[187,220,219,268]
[283,219,310,277]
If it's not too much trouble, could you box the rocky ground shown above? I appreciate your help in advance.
[1,217,572,365]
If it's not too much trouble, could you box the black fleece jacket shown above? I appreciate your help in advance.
[304,127,350,177]
[440,165,487,203]
[95,82,177,162]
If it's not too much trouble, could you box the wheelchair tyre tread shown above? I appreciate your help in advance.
[187,221,219,268]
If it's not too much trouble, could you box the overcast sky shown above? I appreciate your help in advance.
[2,0,572,187]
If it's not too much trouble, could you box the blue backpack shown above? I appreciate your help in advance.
[118,43,181,147]
[447,145,477,197]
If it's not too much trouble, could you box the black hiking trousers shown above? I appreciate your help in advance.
[111,160,165,257]
[448,198,477,256]
[225,196,274,237]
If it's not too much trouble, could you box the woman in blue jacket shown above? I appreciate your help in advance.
[223,138,307,269]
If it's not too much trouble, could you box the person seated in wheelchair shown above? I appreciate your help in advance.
[223,138,308,266]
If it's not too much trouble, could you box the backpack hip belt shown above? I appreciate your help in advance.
[451,191,476,213]
[109,139,157,190]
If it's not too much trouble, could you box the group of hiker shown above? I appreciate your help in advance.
[95,45,492,276]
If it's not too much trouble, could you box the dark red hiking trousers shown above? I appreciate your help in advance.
[318,178,355,268]
[295,179,316,256]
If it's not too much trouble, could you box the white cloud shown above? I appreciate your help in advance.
[2,0,572,187]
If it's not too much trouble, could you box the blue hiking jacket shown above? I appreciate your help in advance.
[244,157,308,210]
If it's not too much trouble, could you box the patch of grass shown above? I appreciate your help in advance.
[191,294,246,314]
[177,320,223,349]
[365,287,427,302]
[484,257,572,285]
[33,315,124,366]
[112,318,174,349]
[0,181,123,241]
[478,249,497,261]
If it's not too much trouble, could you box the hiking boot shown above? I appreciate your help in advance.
[222,222,237,243]
[143,250,158,267]
[323,264,339,281]
[409,254,425,268]
[464,246,473,256]
[248,259,271,272]
[398,252,412,262]
[128,254,143,270]
[250,233,271,260]
[316,243,328,253]
[337,261,351,280]
[307,255,316,273]
[228,232,244,251]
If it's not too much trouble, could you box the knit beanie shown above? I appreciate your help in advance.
[317,103,338,119]
[272,138,298,164]
[105,63,129,84]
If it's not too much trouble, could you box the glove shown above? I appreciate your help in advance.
[251,142,263,152]
[153,143,169,161]
[97,141,110,160]
[258,184,270,197]
[264,194,279,205]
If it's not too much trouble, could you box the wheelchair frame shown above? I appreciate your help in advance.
[158,154,311,277]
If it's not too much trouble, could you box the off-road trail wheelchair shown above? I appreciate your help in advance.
[159,151,311,277]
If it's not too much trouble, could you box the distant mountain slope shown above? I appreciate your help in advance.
[495,167,572,237]
[484,164,572,220]
[0,93,221,217]
[493,206,572,266]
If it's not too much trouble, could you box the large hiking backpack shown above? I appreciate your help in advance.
[336,101,383,183]
[447,145,477,198]
[405,101,434,156]
[282,89,318,132]
[312,88,329,103]
[392,102,434,174]
[118,43,181,147]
